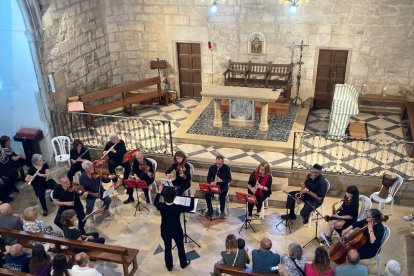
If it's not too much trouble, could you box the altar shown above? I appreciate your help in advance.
[201,86,280,131]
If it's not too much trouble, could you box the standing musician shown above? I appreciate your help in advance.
[324,185,359,242]
[341,208,387,260]
[165,151,191,196]
[103,132,130,182]
[247,161,272,219]
[281,163,328,224]
[52,173,87,234]
[67,139,91,182]
[124,151,155,204]
[25,154,58,216]
[204,155,232,219]
[79,160,116,216]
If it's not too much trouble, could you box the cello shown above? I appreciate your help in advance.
[329,215,389,264]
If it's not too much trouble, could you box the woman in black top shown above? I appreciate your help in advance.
[25,154,58,216]
[103,133,130,182]
[247,161,272,219]
[165,151,191,196]
[67,139,91,182]
[154,184,195,271]
[342,208,387,259]
[324,185,359,241]
[60,209,105,253]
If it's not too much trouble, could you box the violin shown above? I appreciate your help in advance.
[329,216,389,264]
[68,182,85,194]
[178,163,186,178]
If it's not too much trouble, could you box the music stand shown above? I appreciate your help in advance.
[173,196,201,248]
[276,190,296,234]
[199,182,225,230]
[125,179,149,216]
[303,200,324,248]
[236,192,256,233]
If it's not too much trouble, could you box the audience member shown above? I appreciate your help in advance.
[252,237,280,273]
[71,252,103,276]
[220,234,248,268]
[237,238,250,265]
[23,206,63,244]
[383,259,402,276]
[304,247,334,276]
[29,243,53,276]
[280,243,306,276]
[0,203,23,245]
[61,209,105,253]
[334,249,368,276]
[4,243,30,273]
[0,138,20,191]
[51,253,71,276]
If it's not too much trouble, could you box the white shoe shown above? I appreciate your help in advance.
[403,214,414,221]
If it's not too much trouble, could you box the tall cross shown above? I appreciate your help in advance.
[293,40,309,106]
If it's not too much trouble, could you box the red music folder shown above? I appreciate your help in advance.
[124,179,148,189]
[199,182,221,193]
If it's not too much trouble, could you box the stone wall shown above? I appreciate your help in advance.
[41,0,414,102]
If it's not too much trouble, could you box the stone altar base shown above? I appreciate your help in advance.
[174,97,310,153]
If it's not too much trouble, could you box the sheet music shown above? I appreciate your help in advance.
[103,185,114,198]
[174,196,198,213]
[160,178,174,187]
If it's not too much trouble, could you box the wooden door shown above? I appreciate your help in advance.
[314,49,348,109]
[177,43,202,98]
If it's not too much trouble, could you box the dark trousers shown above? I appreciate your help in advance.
[0,164,18,189]
[173,180,191,196]
[67,163,84,182]
[286,191,321,221]
[126,187,149,201]
[248,193,267,216]
[55,205,86,233]
[205,190,228,213]
[32,180,58,211]
[86,195,111,215]
[108,160,130,182]
[161,229,187,269]
[72,232,105,253]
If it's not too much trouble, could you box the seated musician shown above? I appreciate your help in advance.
[103,132,130,183]
[68,139,91,182]
[247,161,272,219]
[0,135,25,177]
[165,151,191,196]
[324,185,359,243]
[79,160,114,216]
[204,155,232,219]
[124,151,155,204]
[52,173,87,234]
[0,142,19,193]
[25,154,58,216]
[281,163,328,224]
[342,208,387,260]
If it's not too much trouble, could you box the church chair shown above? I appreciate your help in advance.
[370,173,403,216]
[51,136,71,167]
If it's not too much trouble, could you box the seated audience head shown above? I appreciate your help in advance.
[72,139,83,151]
[260,237,272,251]
[346,249,360,265]
[174,151,187,164]
[74,252,90,267]
[237,238,245,250]
[288,243,303,260]
[225,234,237,252]
[257,161,271,176]
[81,160,94,172]
[163,187,177,204]
[31,154,43,167]
[0,135,11,147]
[384,259,402,276]
[108,132,120,143]
[52,253,70,276]
[29,243,50,271]
[61,209,77,228]
[10,243,24,257]
[23,206,38,222]
[312,247,330,276]
[0,203,13,215]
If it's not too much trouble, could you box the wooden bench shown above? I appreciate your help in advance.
[266,63,293,100]
[359,94,406,116]
[246,62,271,87]
[402,102,414,157]
[0,229,139,276]
[77,76,168,114]
[223,60,251,86]
[214,263,278,275]
[0,268,31,275]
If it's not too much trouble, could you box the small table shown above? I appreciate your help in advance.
[201,86,280,131]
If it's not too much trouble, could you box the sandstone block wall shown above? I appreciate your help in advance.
[42,0,414,103]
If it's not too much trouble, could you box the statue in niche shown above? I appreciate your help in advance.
[248,32,266,55]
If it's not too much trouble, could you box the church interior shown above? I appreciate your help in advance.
[0,0,414,275]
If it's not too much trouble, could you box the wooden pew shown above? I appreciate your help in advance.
[214,263,278,275]
[266,63,293,100]
[223,60,251,86]
[78,76,168,115]
[0,268,31,276]
[0,229,139,276]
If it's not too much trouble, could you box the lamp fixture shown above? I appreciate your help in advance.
[288,0,299,13]
[210,0,218,13]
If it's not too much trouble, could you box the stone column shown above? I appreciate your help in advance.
[259,102,269,131]
[213,99,222,128]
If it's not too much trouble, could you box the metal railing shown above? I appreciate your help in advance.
[292,132,414,180]
[50,111,173,156]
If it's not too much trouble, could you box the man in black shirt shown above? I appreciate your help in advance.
[103,133,130,182]
[204,155,232,218]
[52,173,86,234]
[281,163,328,224]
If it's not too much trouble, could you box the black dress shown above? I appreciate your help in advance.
[130,158,155,201]
[335,200,359,235]
[165,163,191,196]
[247,171,272,216]
[27,163,57,212]
[67,147,91,182]
[351,219,385,259]
[104,140,130,180]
